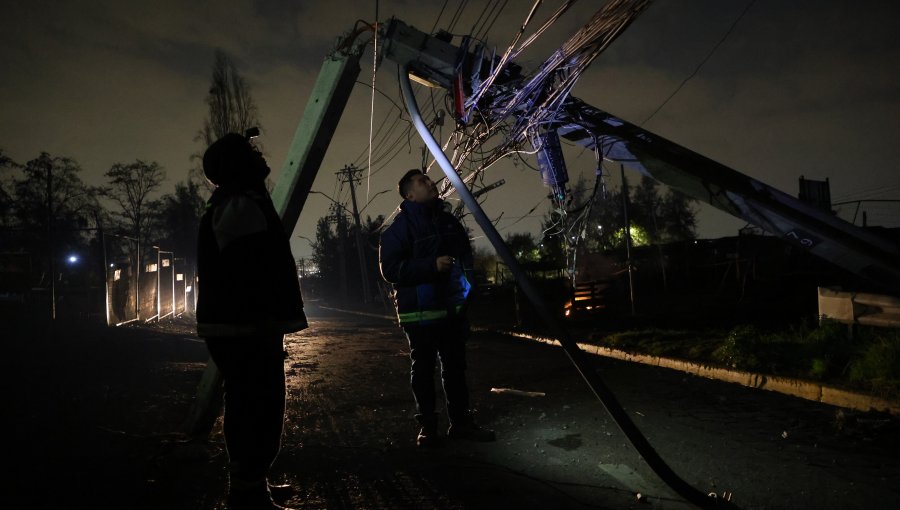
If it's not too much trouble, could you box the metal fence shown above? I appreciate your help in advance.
[104,233,194,326]
[0,227,194,325]
[832,199,900,228]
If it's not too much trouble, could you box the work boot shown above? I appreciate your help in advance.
[416,413,439,447]
[227,477,295,510]
[448,415,496,442]
[267,481,294,504]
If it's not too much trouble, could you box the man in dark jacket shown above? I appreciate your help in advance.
[197,132,306,510]
[379,169,495,447]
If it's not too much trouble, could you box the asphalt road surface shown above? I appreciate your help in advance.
[8,306,899,509]
[267,307,899,510]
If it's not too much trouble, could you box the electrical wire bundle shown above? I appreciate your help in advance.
[495,0,652,151]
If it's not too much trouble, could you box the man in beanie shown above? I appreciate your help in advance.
[197,132,307,509]
[379,169,495,447]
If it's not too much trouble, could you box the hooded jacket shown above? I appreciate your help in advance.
[196,185,307,337]
[379,198,473,325]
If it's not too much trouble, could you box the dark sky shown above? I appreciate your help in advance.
[3,0,899,259]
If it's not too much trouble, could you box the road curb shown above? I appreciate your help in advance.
[483,328,900,416]
[316,306,900,415]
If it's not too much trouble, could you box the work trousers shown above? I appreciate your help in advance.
[402,320,470,424]
[205,334,286,482]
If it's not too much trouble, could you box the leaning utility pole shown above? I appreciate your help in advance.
[337,164,371,303]
[181,33,367,439]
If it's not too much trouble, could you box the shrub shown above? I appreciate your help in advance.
[804,319,855,380]
[713,325,762,370]
[848,335,900,397]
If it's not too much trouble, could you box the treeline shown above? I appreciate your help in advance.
[0,148,205,274]
[307,209,386,303]
[305,173,699,304]
[469,174,699,283]
[0,48,263,295]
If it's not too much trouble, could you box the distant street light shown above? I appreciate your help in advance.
[67,254,79,264]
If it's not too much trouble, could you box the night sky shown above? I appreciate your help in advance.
[2,0,899,259]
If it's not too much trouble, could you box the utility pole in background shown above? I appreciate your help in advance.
[337,164,371,303]
[620,164,636,316]
[46,158,56,320]
[296,257,306,296]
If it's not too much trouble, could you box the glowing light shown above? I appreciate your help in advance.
[67,255,78,264]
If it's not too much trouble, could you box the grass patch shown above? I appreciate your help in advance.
[600,329,725,361]
[848,333,900,398]
[595,319,900,400]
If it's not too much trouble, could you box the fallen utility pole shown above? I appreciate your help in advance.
[385,13,737,508]
[398,62,733,510]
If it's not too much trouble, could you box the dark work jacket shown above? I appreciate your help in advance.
[379,198,474,325]
[196,185,307,337]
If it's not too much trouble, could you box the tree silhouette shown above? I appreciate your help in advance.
[102,160,165,243]
[14,153,93,234]
[659,189,697,242]
[192,49,263,190]
[157,179,206,266]
[10,153,96,291]
[0,149,16,227]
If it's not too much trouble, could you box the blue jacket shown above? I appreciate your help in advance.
[379,199,473,324]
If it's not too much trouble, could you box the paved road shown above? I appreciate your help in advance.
[11,308,896,509]
[267,306,900,510]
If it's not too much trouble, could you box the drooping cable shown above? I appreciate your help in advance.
[477,0,509,42]
[510,0,578,60]
[465,0,543,110]
[641,0,756,126]
[430,0,450,34]
[400,63,737,510]
[471,0,502,40]
[447,0,469,33]
[366,0,380,204]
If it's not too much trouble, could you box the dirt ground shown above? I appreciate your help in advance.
[6,304,900,509]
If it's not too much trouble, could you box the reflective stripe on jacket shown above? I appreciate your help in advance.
[379,198,474,325]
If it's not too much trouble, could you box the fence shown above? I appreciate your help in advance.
[0,227,194,325]
[104,233,194,326]
[832,199,900,228]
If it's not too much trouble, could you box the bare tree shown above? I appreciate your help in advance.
[202,50,261,144]
[10,153,97,304]
[102,160,165,243]
[0,149,16,227]
[157,179,206,265]
[191,49,263,190]
[14,152,92,233]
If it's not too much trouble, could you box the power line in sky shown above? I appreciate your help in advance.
[640,0,757,126]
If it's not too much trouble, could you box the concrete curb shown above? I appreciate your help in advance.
[316,306,900,415]
[482,328,900,416]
